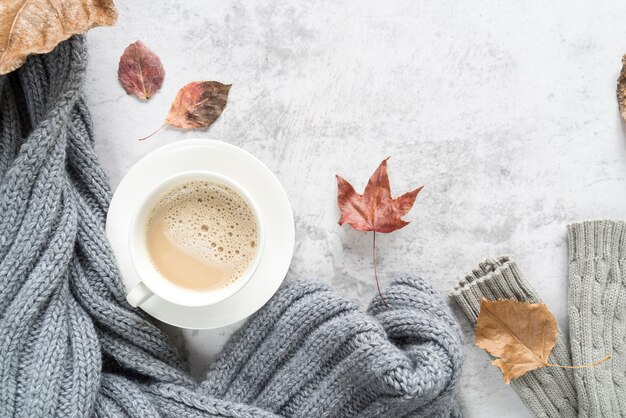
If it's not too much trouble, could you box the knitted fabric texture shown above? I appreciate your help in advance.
[450,220,626,418]
[0,37,463,417]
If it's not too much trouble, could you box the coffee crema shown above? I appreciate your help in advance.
[145,180,258,291]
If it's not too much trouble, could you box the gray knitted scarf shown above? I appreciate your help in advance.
[0,36,463,417]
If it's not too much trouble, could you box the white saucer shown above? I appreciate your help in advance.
[106,139,295,329]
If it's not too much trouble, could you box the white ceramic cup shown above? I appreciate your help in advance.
[125,170,264,308]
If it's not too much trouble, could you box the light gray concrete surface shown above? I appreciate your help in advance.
[86,1,626,417]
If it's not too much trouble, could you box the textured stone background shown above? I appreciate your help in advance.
[87,1,626,417]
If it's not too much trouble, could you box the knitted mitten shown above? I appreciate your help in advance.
[567,220,626,417]
[450,256,578,418]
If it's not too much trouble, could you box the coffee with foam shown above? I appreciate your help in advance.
[145,180,258,291]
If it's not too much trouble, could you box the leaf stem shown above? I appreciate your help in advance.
[139,123,166,141]
[373,231,388,307]
[545,354,611,369]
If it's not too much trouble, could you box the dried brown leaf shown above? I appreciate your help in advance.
[475,299,557,383]
[118,41,164,100]
[140,81,231,140]
[617,54,626,122]
[0,0,118,75]
[166,81,231,129]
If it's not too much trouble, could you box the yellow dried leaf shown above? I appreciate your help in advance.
[475,299,557,384]
[0,0,118,75]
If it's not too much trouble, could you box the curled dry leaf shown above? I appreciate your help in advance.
[0,0,118,75]
[617,54,626,122]
[141,81,231,140]
[475,299,611,383]
[118,41,165,100]
[336,158,423,305]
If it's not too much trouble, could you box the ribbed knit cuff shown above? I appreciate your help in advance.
[450,256,579,418]
[450,256,540,324]
[568,220,626,261]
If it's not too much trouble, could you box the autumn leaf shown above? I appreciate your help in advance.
[475,299,557,383]
[0,0,117,75]
[118,41,164,100]
[617,54,626,122]
[141,81,231,140]
[336,158,423,305]
[475,299,611,383]
[337,158,423,233]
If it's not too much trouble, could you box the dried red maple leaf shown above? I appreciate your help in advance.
[118,41,164,100]
[336,158,423,305]
[141,81,231,140]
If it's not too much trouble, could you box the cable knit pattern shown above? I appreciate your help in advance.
[0,37,463,417]
[450,257,578,418]
[567,221,626,418]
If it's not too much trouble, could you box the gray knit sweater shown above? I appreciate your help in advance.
[0,37,463,417]
[451,220,626,417]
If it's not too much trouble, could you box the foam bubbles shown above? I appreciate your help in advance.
[146,180,259,288]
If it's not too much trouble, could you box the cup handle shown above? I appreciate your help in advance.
[126,282,153,307]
